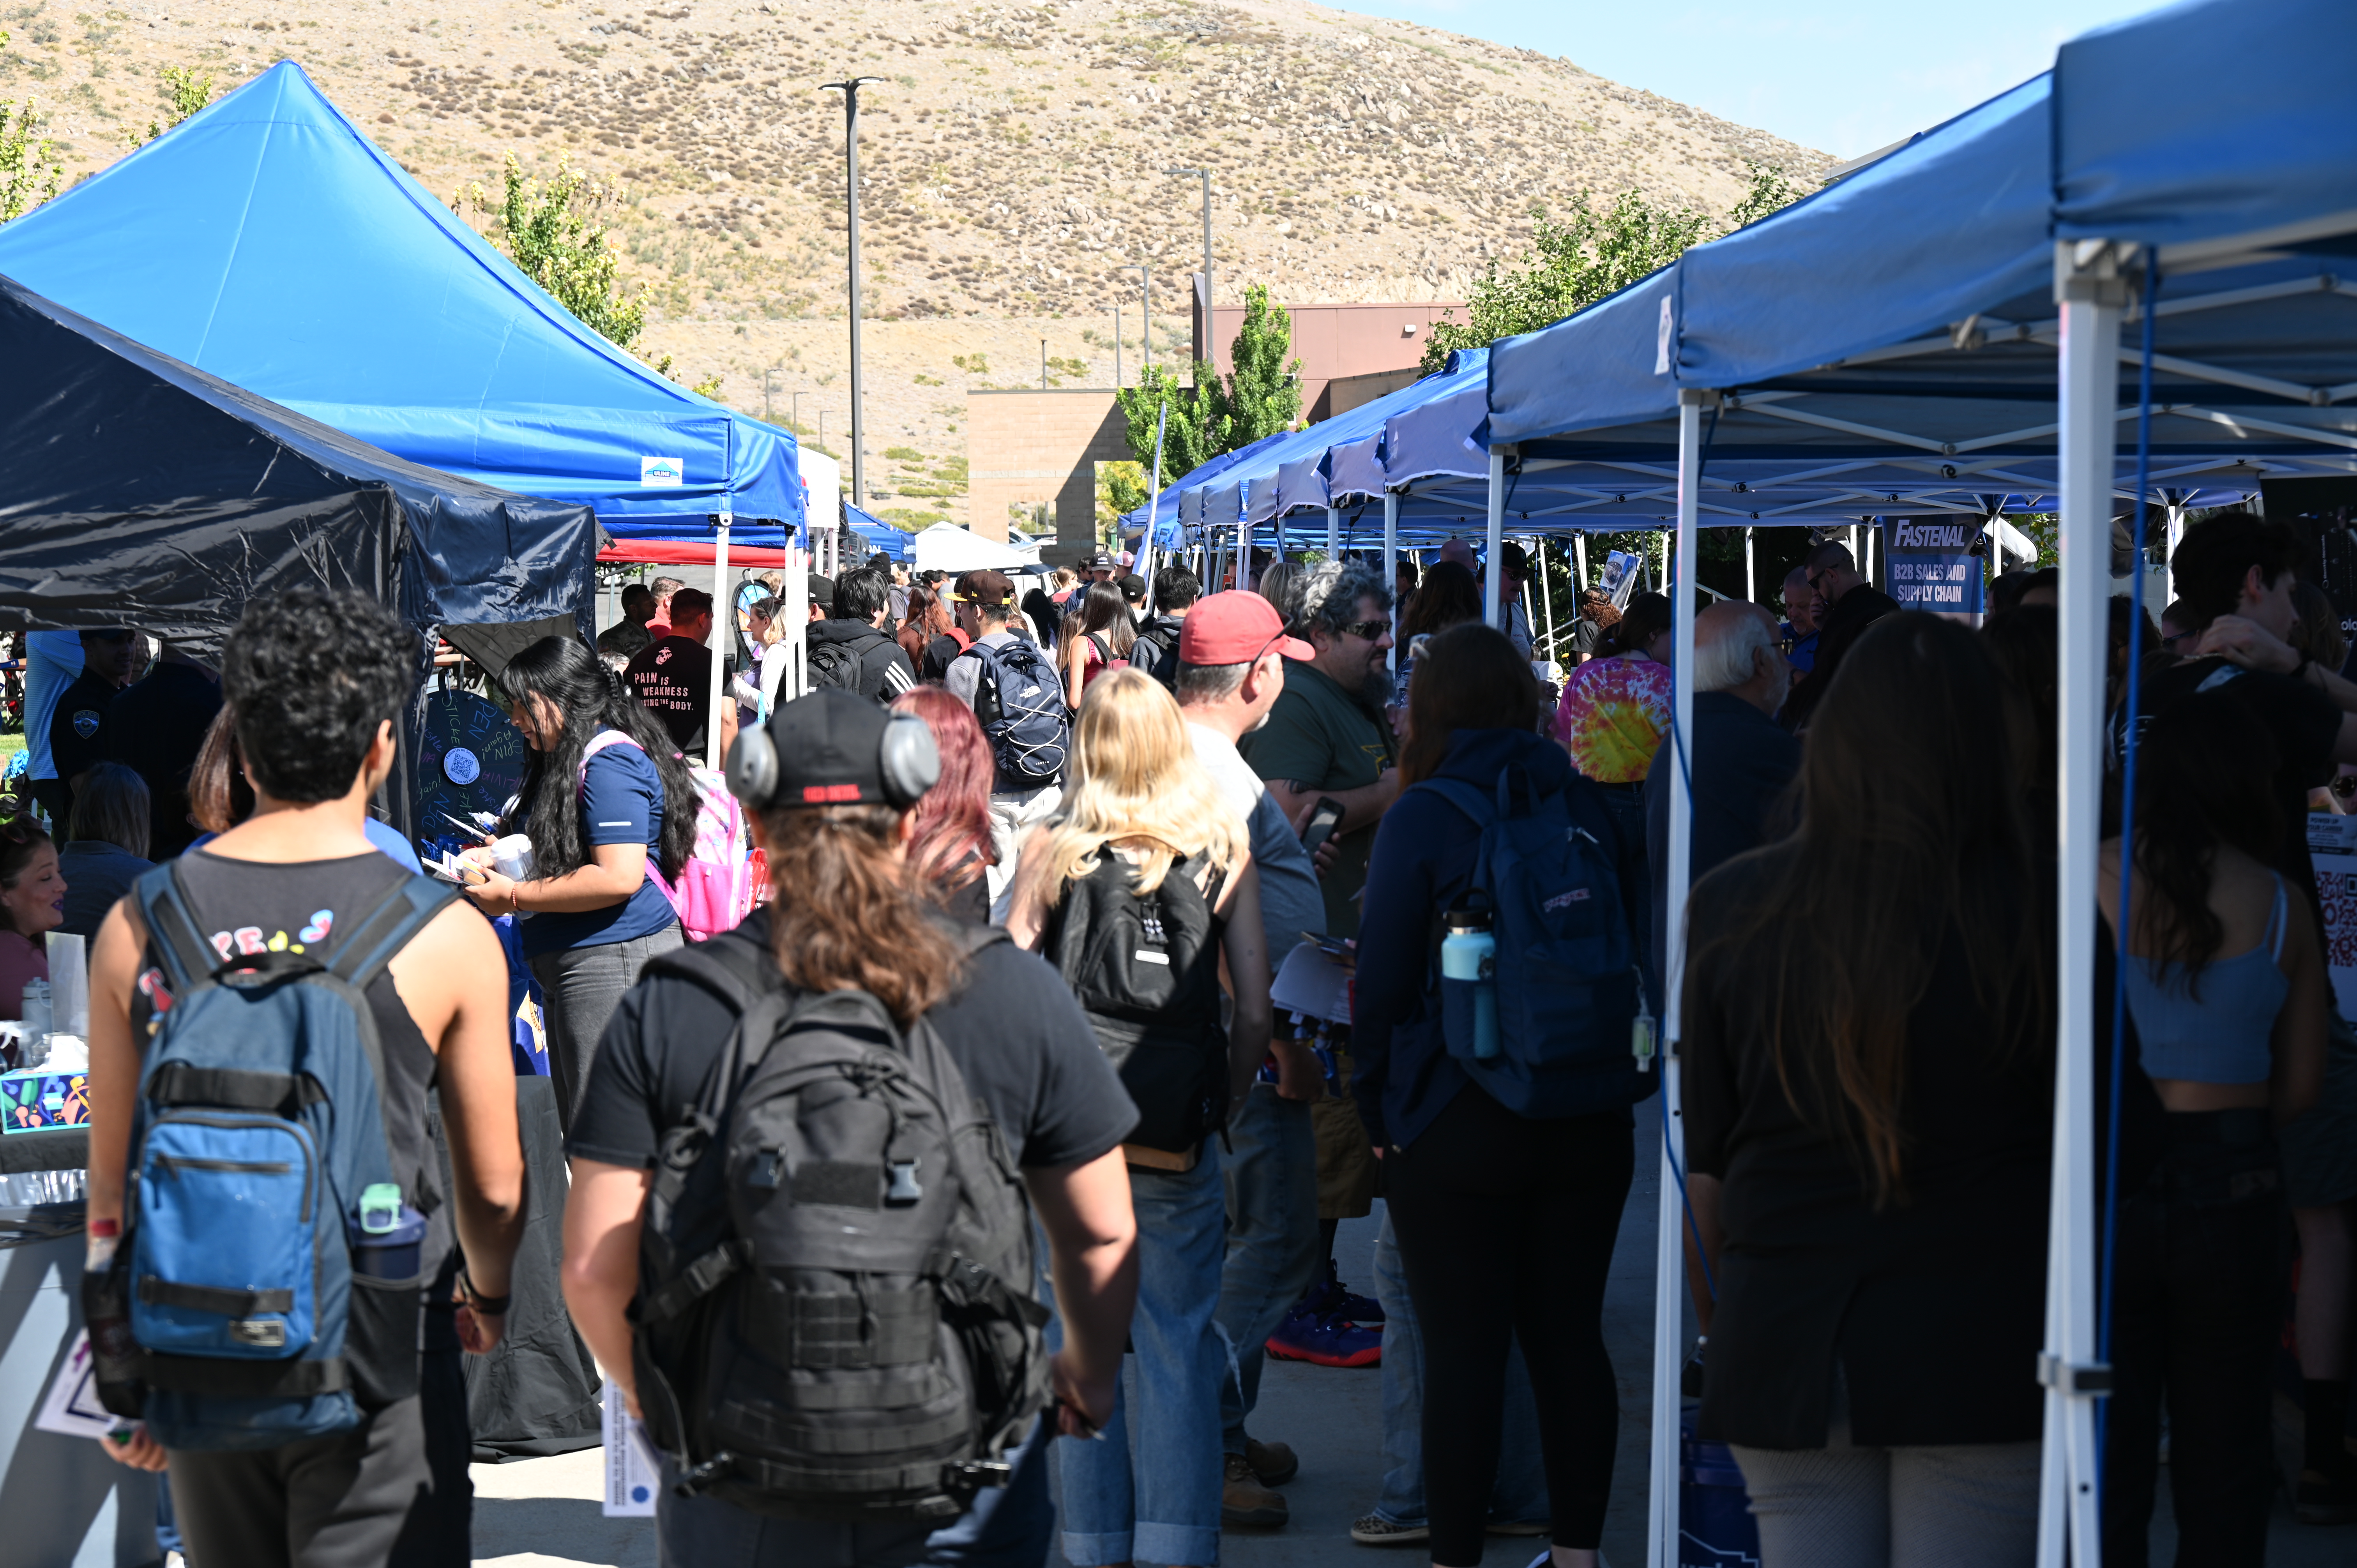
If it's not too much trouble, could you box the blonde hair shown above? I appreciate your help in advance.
[1033,668,1244,896]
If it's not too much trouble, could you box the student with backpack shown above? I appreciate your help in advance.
[458,636,699,1132]
[1129,565,1198,690]
[1003,667,1273,1568]
[1060,580,1138,712]
[947,569,1071,906]
[83,586,527,1564]
[560,687,1142,1567]
[1350,622,1653,1568]
[809,567,920,704]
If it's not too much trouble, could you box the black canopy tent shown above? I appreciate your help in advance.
[0,273,604,841]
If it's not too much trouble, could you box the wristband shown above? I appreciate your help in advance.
[457,1267,511,1317]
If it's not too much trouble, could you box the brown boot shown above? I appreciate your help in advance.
[1244,1436,1299,1485]
[1222,1452,1288,1527]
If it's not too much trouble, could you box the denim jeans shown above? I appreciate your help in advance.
[1369,1207,1550,1529]
[1054,1142,1229,1567]
[1216,1084,1320,1455]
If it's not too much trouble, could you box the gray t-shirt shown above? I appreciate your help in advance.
[945,626,1023,710]
[1188,720,1326,961]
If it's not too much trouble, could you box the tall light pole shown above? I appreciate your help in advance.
[1113,303,1122,388]
[822,74,882,509]
[1164,167,1210,378]
[1127,263,1151,375]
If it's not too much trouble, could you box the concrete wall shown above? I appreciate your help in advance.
[963,390,1132,546]
[1324,367,1424,419]
[1204,299,1463,418]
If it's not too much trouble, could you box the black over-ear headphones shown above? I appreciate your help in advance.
[725,712,940,811]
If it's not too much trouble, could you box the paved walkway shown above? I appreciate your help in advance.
[469,1095,2349,1566]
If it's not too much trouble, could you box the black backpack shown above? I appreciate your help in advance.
[807,633,865,695]
[966,637,1069,787]
[627,925,1050,1522]
[1131,625,1179,691]
[1042,847,1228,1153]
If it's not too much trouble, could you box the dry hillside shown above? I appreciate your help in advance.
[6,0,1827,525]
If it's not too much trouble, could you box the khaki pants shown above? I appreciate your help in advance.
[1313,1047,1379,1220]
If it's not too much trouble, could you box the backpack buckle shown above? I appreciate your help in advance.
[750,1150,786,1190]
[885,1159,924,1205]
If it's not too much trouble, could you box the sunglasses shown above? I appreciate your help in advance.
[1341,618,1393,641]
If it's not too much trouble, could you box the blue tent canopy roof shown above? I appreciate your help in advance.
[0,60,801,544]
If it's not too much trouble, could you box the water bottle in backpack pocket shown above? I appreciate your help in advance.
[1414,772,1656,1119]
[120,864,455,1451]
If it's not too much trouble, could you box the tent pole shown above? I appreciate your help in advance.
[1483,448,1507,628]
[2164,502,2185,606]
[1327,505,1340,562]
[1520,543,1538,657]
[1536,537,1558,663]
[1575,533,1589,594]
[1744,526,1756,604]
[707,508,732,772]
[2036,238,2127,1568]
[1382,491,1400,675]
[1652,392,1710,1568]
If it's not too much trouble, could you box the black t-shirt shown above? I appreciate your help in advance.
[624,636,714,752]
[104,662,224,860]
[48,669,120,825]
[567,909,1138,1172]
[2123,657,2341,920]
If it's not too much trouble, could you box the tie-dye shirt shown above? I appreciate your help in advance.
[1550,655,1673,784]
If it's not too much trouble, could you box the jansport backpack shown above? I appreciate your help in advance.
[628,923,1050,1520]
[115,865,456,1450]
[1042,847,1229,1153]
[966,637,1069,787]
[1412,768,1654,1118]
[581,732,753,942]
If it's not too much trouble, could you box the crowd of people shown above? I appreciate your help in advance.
[0,509,2350,1568]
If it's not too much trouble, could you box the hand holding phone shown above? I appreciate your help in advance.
[1299,796,1346,858]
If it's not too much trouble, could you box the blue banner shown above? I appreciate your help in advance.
[1885,519,1986,615]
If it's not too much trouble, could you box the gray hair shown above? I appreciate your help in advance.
[1174,661,1249,705]
[1692,604,1779,694]
[69,761,151,860]
[1297,558,1393,643]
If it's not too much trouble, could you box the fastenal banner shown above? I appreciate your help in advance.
[1885,519,1986,618]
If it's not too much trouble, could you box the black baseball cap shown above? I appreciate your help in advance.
[767,688,899,806]
[807,574,837,613]
[1087,551,1116,570]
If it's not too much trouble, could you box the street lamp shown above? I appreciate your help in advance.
[1163,168,1211,375]
[822,74,883,509]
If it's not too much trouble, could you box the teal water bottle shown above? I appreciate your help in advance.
[1441,903,1500,1060]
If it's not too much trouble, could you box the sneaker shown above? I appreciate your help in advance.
[1311,1256,1384,1324]
[2295,1467,2357,1525]
[1267,1303,1382,1367]
[1351,1512,1429,1546]
[1223,1453,1288,1527]
[1486,1517,1551,1536]
[1246,1436,1300,1485]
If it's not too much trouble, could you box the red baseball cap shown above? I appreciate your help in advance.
[1178,591,1316,666]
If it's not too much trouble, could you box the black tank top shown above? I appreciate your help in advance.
[133,850,453,1284]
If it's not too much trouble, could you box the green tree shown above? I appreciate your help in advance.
[1421,164,1808,374]
[469,154,649,351]
[1097,460,1148,532]
[0,31,63,224]
[1115,282,1301,477]
[127,64,213,148]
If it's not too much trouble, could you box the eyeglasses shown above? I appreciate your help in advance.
[2332,773,2357,800]
[1804,569,1829,591]
[1340,618,1392,641]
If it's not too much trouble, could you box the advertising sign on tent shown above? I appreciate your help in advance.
[1885,519,1986,620]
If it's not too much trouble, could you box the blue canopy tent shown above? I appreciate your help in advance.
[844,501,914,563]
[0,60,802,556]
[1473,3,2357,1557]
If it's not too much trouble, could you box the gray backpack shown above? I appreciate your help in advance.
[627,924,1050,1520]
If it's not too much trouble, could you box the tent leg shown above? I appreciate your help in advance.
[1536,537,1559,663]
[1327,505,1340,562]
[707,511,733,771]
[1651,393,1709,1568]
[1575,533,1589,594]
[1483,448,1508,628]
[1382,492,1400,675]
[2036,239,2127,1568]
[2164,502,2185,606]
[1744,526,1756,604]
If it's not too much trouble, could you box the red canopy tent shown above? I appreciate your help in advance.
[598,539,793,569]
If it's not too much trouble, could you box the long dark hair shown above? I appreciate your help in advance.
[759,803,963,1024]
[499,636,700,881]
[1399,561,1481,642]
[1398,623,1540,787]
[1689,613,2050,1207]
[2129,690,2280,991]
[1597,592,1671,659]
[1075,579,1136,658]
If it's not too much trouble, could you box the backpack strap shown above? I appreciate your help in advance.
[133,862,221,995]
[1409,776,1497,830]
[327,875,463,992]
[641,925,780,1015]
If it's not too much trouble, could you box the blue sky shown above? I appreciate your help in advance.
[1323,0,2161,158]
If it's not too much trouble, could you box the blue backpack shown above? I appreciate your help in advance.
[966,636,1069,787]
[123,863,456,1451]
[1413,770,1656,1119]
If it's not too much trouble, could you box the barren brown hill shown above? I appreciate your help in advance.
[7,0,1827,524]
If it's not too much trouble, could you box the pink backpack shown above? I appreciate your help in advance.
[580,731,753,943]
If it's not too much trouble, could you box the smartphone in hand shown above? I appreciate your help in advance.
[1299,796,1346,858]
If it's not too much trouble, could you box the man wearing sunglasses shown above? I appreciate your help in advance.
[1780,538,1899,730]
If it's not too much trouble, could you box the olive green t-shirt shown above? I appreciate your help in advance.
[1237,660,1394,939]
